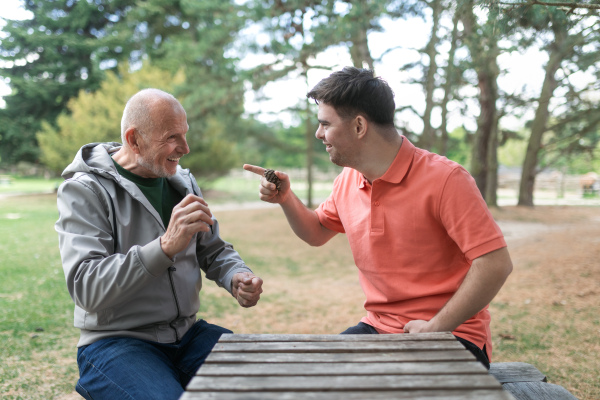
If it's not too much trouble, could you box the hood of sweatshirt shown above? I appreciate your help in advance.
[61,142,122,180]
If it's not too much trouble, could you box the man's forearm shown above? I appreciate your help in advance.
[429,247,513,332]
[280,192,336,246]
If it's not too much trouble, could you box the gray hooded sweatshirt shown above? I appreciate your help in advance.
[56,143,252,347]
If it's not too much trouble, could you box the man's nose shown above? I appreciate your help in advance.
[315,125,323,140]
[179,137,190,154]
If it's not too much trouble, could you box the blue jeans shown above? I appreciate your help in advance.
[75,320,231,400]
[341,322,490,369]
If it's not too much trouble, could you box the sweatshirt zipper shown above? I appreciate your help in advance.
[167,266,181,341]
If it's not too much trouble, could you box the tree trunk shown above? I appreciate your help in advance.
[471,70,498,198]
[485,115,500,206]
[349,26,374,71]
[460,4,500,201]
[517,29,566,206]
[346,0,374,72]
[419,0,442,150]
[439,11,460,156]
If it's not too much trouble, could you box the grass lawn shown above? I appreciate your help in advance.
[0,177,62,195]
[0,193,598,399]
[0,194,78,399]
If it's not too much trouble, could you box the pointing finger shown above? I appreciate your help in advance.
[243,164,267,176]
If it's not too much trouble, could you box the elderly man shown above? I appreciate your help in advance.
[244,67,512,369]
[56,88,263,400]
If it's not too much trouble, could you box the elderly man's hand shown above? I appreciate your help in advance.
[231,272,263,308]
[160,194,213,259]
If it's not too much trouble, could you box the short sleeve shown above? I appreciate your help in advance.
[315,174,346,234]
[439,167,506,261]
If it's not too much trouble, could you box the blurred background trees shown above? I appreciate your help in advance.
[1,0,599,206]
[0,0,135,165]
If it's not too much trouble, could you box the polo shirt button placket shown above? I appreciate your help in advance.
[371,199,384,234]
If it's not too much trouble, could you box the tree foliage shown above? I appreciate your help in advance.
[3,0,267,181]
[37,64,184,173]
[0,0,135,165]
[244,0,423,205]
[130,0,247,120]
[496,4,600,205]
[124,0,253,181]
[2,0,600,205]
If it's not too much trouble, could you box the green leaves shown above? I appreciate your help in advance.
[37,63,185,173]
[0,0,136,165]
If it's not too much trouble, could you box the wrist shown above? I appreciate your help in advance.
[160,236,175,260]
[429,315,458,333]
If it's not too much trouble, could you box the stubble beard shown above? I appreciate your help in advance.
[328,148,353,169]
[137,152,179,178]
[136,136,180,178]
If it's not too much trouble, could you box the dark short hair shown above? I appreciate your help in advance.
[307,67,395,126]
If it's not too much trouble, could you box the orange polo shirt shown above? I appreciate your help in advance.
[315,137,506,360]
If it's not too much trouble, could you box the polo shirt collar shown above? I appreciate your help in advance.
[358,136,415,188]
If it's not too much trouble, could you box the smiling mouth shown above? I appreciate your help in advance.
[167,157,181,163]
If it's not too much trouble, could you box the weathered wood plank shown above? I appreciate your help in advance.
[204,349,477,363]
[218,332,456,342]
[489,362,547,383]
[502,382,578,400]
[186,374,503,392]
[180,389,515,400]
[197,361,487,376]
[211,340,465,353]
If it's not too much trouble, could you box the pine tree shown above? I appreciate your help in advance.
[0,0,135,166]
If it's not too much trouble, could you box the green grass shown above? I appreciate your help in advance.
[0,174,334,206]
[0,181,332,399]
[2,191,599,399]
[203,174,335,205]
[0,177,62,195]
[0,194,79,399]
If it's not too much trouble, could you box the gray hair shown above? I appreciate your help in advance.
[120,88,180,145]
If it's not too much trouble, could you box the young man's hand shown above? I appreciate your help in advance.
[243,164,290,204]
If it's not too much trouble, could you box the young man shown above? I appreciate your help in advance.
[244,67,512,368]
[56,89,263,400]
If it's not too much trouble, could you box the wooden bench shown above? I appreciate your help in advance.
[181,332,514,399]
[489,362,578,400]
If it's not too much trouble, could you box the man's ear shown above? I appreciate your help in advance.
[355,115,368,140]
[124,127,141,154]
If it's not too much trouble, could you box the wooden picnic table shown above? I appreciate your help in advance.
[180,332,516,400]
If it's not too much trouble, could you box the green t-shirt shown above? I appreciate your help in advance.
[112,159,183,228]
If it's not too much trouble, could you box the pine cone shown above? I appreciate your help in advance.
[263,169,281,191]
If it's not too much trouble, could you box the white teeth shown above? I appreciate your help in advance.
[167,158,180,162]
